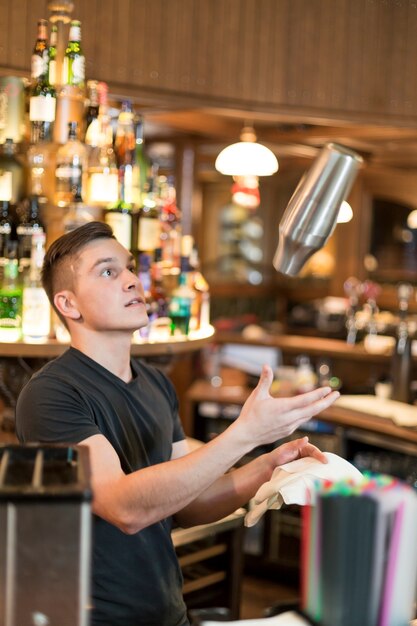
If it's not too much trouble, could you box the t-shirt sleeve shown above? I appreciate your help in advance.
[15,375,101,445]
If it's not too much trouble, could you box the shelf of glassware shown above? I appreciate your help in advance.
[0,325,216,359]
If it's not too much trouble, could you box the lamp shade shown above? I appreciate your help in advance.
[215,127,279,176]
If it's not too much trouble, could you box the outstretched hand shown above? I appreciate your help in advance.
[233,365,340,450]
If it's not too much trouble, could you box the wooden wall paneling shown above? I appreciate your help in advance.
[298,0,322,109]
[129,0,147,89]
[113,0,133,86]
[0,0,11,67]
[328,181,365,296]
[206,0,231,98]
[219,0,242,102]
[313,0,343,112]
[200,180,231,272]
[141,0,164,91]
[9,0,29,71]
[76,0,99,84]
[162,0,194,94]
[251,0,276,105]
[381,2,407,117]
[236,0,259,103]
[190,0,213,97]
[91,0,116,84]
[403,2,417,116]
[270,0,289,104]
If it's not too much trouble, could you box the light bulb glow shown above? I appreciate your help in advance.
[337,200,353,223]
[215,141,278,176]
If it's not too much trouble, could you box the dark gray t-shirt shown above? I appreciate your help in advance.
[16,347,188,626]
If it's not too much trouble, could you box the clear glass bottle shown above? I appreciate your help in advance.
[160,176,181,270]
[84,79,100,145]
[55,121,87,207]
[0,139,25,205]
[150,247,169,319]
[22,230,50,342]
[0,201,15,269]
[0,241,22,342]
[104,204,132,250]
[16,195,45,275]
[114,100,136,205]
[63,194,94,234]
[85,83,118,207]
[62,20,85,88]
[136,177,161,257]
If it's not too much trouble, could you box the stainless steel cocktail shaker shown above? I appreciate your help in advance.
[273,142,363,276]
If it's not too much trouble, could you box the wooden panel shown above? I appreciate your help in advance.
[1,0,417,126]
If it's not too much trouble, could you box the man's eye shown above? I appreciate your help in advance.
[102,268,113,277]
[128,265,136,274]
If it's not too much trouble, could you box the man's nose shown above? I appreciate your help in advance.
[124,269,140,289]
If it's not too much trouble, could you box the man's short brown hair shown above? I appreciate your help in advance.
[42,221,115,325]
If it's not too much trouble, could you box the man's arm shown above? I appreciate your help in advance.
[80,366,339,534]
[172,436,326,527]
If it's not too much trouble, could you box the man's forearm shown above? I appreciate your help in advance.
[174,453,274,527]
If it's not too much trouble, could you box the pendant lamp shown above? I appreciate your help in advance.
[215,126,279,176]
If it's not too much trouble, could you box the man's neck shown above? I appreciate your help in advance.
[70,330,134,382]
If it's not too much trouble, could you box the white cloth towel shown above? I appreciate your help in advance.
[201,610,310,625]
[245,452,363,527]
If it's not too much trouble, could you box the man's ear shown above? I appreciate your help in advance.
[54,290,82,321]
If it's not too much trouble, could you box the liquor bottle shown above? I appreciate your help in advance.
[104,204,132,250]
[136,177,161,257]
[114,100,137,205]
[0,201,15,269]
[168,269,195,336]
[150,248,169,319]
[0,241,22,342]
[48,24,58,87]
[188,244,210,331]
[105,101,137,249]
[137,252,153,337]
[55,121,87,207]
[22,231,50,342]
[16,195,45,274]
[31,19,49,83]
[160,176,181,269]
[391,283,413,403]
[63,194,94,234]
[0,139,25,205]
[62,20,85,88]
[133,114,151,208]
[85,83,118,207]
[84,80,100,145]
[29,21,56,145]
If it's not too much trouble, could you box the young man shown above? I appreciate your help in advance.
[16,222,339,626]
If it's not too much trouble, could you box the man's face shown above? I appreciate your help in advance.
[65,237,148,332]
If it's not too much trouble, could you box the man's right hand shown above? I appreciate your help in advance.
[231,364,339,450]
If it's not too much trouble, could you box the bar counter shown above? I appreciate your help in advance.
[214,330,398,364]
[0,325,215,359]
[184,378,417,447]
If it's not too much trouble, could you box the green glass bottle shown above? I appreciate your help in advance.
[31,19,48,82]
[62,20,85,88]
[168,257,195,337]
[0,241,23,342]
[29,20,56,144]
[48,24,58,87]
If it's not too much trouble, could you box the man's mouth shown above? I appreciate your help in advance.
[125,298,144,307]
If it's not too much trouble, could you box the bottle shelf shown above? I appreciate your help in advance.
[0,325,215,359]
